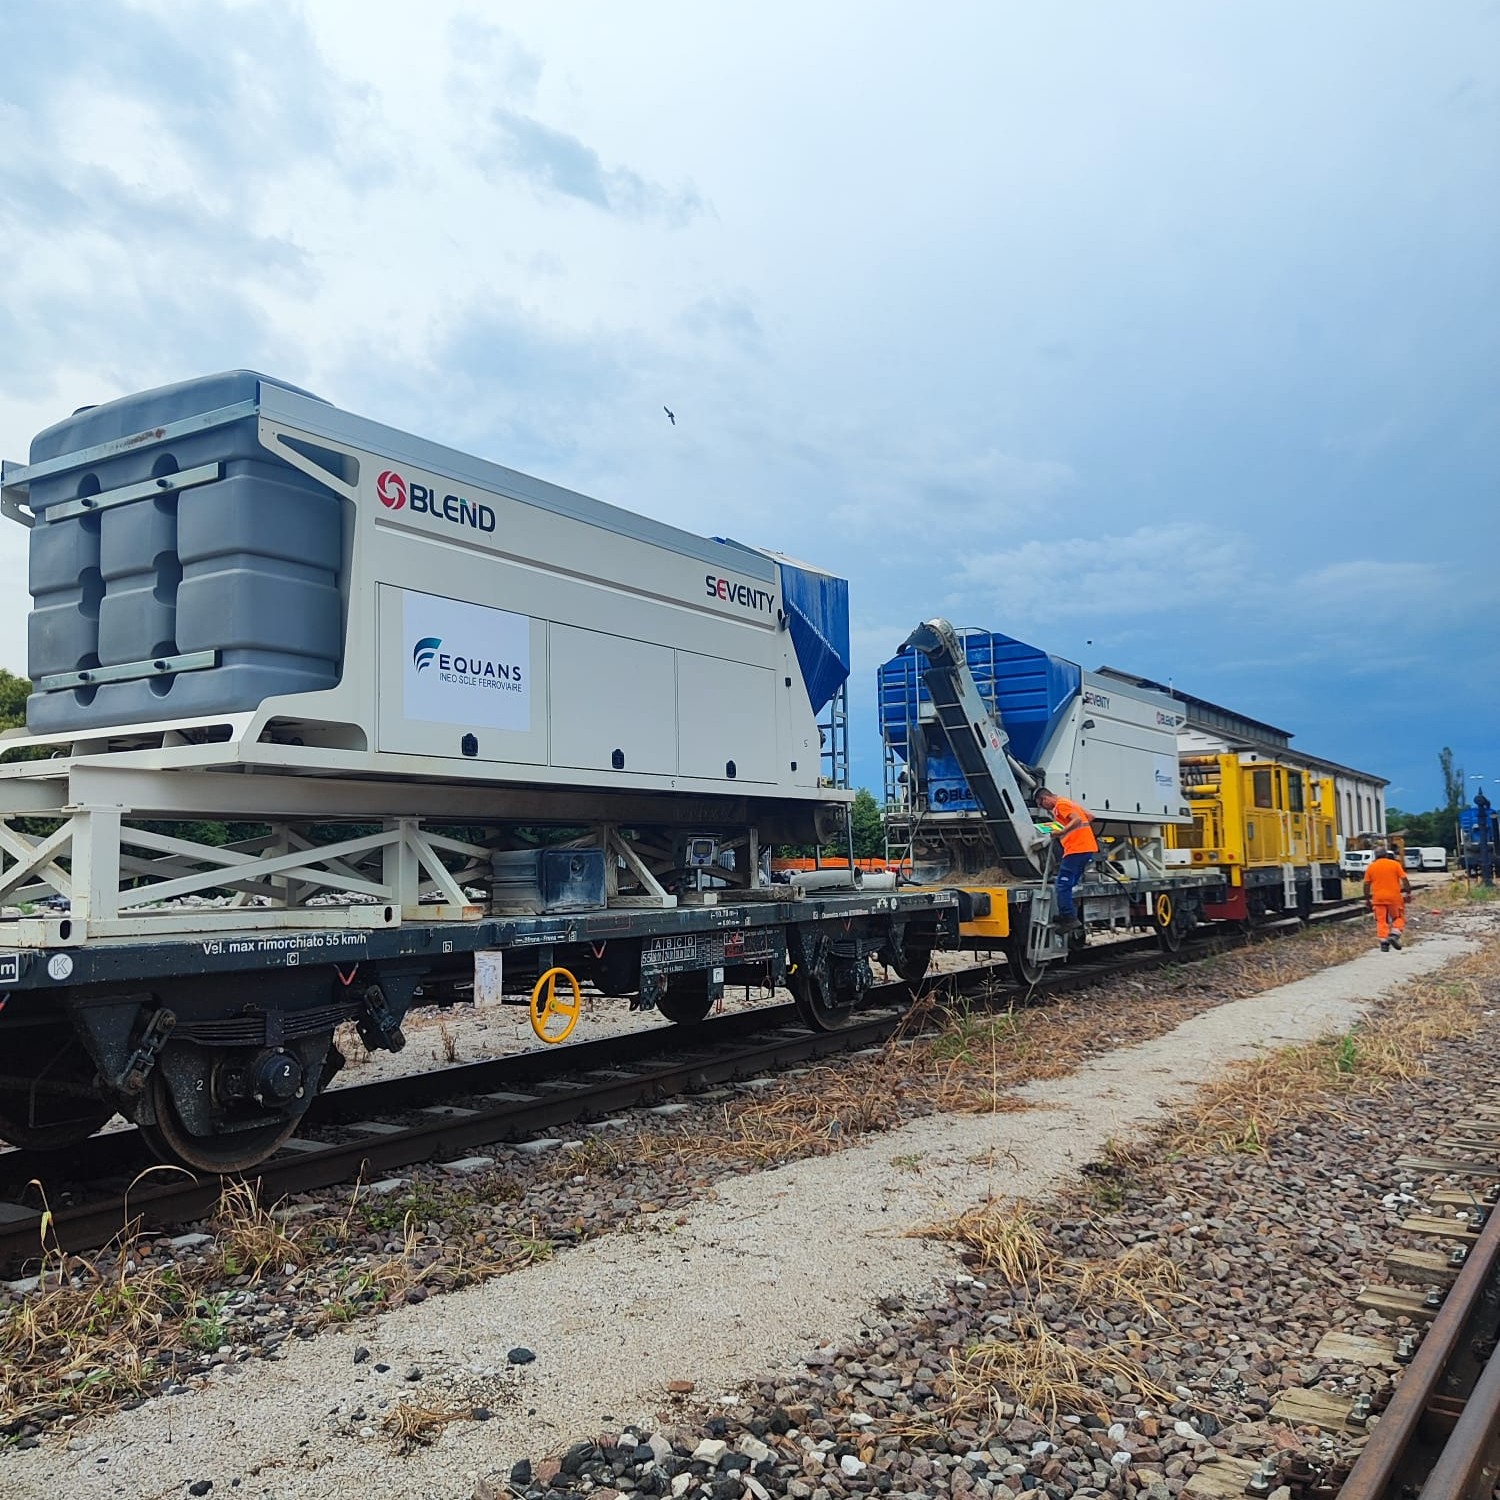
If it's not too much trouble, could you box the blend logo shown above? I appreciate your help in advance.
[377,468,497,534]
[412,636,441,671]
[377,469,407,509]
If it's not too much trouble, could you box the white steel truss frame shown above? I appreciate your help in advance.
[0,754,791,944]
[0,809,492,944]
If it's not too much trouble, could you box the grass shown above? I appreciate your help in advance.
[908,1199,1185,1430]
[213,1179,303,1280]
[946,1314,1178,1426]
[1,1176,433,1433]
[1,911,1470,1436]
[362,1181,474,1234]
[1446,876,1500,904]
[1168,955,1491,1156]
[540,921,1382,1188]
[333,1019,371,1067]
[0,1232,183,1428]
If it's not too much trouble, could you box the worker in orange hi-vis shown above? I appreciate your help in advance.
[1036,786,1100,930]
[1363,847,1412,952]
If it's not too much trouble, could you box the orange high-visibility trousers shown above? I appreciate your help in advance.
[1372,900,1405,940]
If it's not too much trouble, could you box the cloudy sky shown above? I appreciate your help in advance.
[1,0,1495,808]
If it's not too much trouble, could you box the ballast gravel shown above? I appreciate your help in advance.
[4,907,1487,1500]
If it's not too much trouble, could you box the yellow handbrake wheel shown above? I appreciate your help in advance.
[1155,893,1174,928]
[530,966,583,1044]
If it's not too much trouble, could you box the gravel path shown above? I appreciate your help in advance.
[6,911,1484,1500]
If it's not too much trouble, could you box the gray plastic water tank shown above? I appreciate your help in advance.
[24,371,347,732]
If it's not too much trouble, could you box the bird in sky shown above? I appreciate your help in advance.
[663,406,676,426]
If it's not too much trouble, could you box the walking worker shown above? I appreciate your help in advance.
[1363,846,1412,952]
[1036,787,1099,929]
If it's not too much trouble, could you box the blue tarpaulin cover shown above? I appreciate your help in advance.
[878,629,1081,812]
[776,557,851,714]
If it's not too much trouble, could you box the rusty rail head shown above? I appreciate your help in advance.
[1417,1309,1500,1500]
[1340,1202,1500,1500]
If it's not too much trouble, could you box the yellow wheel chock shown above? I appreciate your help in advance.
[530,966,583,1044]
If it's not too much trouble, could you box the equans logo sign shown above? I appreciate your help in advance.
[377,468,497,535]
[402,591,531,734]
[412,634,524,691]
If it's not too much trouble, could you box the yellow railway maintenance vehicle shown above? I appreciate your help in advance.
[1167,753,1342,922]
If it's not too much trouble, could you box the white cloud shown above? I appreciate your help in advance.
[951,523,1249,623]
[0,0,1493,808]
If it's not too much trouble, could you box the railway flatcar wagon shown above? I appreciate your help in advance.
[879,620,1220,981]
[0,372,966,1171]
[1167,753,1342,921]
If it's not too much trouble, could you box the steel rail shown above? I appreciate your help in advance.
[1338,1182,1500,1500]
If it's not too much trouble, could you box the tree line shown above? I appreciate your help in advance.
[1388,746,1471,851]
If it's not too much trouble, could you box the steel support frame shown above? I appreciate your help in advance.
[0,759,813,942]
[0,807,489,941]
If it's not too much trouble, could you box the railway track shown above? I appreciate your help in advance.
[0,903,1362,1273]
[1177,1017,1500,1500]
[1337,1184,1500,1500]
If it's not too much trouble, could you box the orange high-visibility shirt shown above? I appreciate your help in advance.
[1052,796,1099,855]
[1364,857,1407,904]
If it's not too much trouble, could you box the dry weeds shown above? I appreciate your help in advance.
[908,1199,1185,1428]
[4,1179,395,1432]
[213,1179,303,1281]
[945,1315,1178,1426]
[383,1398,473,1452]
[333,1019,370,1068]
[1168,951,1493,1156]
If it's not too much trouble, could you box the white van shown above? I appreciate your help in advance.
[1340,849,1375,879]
[1418,847,1448,872]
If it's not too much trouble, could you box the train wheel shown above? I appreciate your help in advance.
[790,968,858,1030]
[1003,933,1044,985]
[897,944,933,988]
[139,1073,300,1175]
[788,938,860,1031]
[655,976,715,1025]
